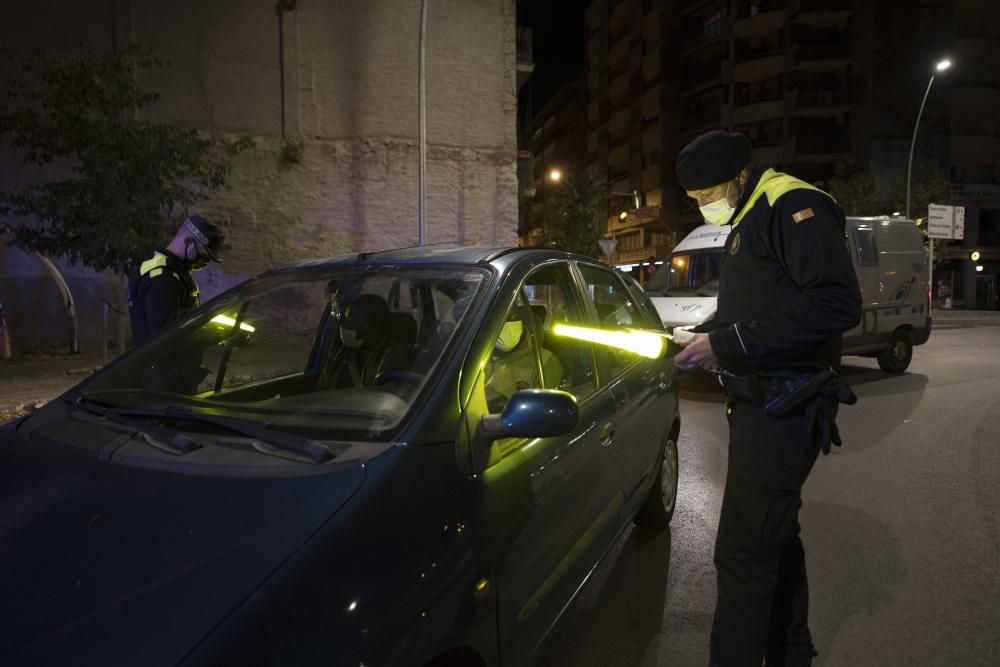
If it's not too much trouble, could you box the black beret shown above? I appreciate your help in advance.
[675,130,752,191]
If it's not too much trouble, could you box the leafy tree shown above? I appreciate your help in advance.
[527,166,609,257]
[0,45,252,272]
[828,155,879,215]
[891,160,953,270]
[829,155,952,269]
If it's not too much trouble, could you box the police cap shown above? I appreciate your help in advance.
[675,130,752,191]
[184,215,225,262]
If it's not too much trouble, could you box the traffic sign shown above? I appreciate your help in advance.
[927,204,965,239]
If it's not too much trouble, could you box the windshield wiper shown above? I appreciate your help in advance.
[65,396,200,454]
[108,406,336,464]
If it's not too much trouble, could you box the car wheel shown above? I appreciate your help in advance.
[877,329,913,373]
[634,430,678,530]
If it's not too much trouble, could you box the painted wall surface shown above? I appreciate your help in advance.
[0,0,518,352]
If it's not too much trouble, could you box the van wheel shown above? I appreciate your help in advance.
[878,329,913,373]
[634,432,678,530]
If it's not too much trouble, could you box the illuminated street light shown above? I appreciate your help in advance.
[906,58,952,219]
[548,168,562,183]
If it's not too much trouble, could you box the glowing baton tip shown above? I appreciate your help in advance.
[211,315,255,333]
[551,323,665,359]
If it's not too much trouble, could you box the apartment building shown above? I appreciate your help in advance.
[564,0,998,306]
[518,76,588,245]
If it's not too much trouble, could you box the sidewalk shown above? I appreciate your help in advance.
[0,350,105,422]
[931,307,1000,326]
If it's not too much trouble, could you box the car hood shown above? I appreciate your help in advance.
[0,420,366,667]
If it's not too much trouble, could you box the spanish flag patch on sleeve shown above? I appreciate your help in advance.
[792,208,815,223]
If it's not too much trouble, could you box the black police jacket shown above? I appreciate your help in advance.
[707,166,862,375]
[128,249,200,346]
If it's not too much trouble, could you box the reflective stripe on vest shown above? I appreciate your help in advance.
[139,255,168,279]
[138,253,198,302]
[731,168,834,227]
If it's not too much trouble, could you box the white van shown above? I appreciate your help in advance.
[645,216,932,373]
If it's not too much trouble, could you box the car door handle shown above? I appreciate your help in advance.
[657,371,670,390]
[599,421,615,447]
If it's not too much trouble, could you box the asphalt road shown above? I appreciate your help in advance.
[537,321,1000,666]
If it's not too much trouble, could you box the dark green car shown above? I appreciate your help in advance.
[0,247,680,667]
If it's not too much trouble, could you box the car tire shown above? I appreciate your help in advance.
[634,429,678,530]
[877,329,913,374]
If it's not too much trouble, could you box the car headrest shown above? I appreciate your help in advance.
[387,312,419,348]
[343,294,391,334]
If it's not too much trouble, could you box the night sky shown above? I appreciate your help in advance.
[517,1,591,112]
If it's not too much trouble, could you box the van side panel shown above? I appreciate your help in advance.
[841,218,931,356]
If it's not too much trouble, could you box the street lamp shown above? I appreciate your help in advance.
[906,58,951,219]
[548,168,563,183]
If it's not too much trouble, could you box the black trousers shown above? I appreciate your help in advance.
[709,401,822,667]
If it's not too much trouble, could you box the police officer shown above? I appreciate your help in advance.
[128,215,224,346]
[672,130,862,666]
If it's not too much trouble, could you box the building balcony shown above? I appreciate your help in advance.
[795,41,851,71]
[733,96,786,125]
[680,61,723,92]
[734,4,788,40]
[681,106,723,132]
[791,0,853,26]
[733,49,787,82]
[612,243,673,266]
[681,31,722,56]
[793,135,849,158]
[750,141,789,165]
[792,88,849,115]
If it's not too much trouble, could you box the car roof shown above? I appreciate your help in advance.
[270,245,603,273]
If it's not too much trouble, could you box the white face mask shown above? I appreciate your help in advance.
[699,181,736,226]
[495,320,523,352]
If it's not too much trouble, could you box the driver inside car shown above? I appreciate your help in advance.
[321,294,408,388]
[484,312,563,413]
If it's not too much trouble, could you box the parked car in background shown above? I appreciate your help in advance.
[646,216,931,373]
[0,247,680,667]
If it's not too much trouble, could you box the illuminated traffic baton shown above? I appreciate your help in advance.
[551,323,674,359]
[210,314,256,333]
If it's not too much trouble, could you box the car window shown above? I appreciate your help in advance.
[577,263,646,377]
[484,262,597,413]
[80,266,487,442]
[619,272,665,329]
[196,281,328,392]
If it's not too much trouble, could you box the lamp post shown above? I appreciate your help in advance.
[906,58,951,219]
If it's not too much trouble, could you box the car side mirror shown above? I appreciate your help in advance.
[479,389,579,441]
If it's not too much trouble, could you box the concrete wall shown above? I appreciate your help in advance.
[0,0,518,351]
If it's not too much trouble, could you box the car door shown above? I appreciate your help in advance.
[574,262,674,516]
[480,260,622,666]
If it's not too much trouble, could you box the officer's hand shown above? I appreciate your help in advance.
[672,333,719,371]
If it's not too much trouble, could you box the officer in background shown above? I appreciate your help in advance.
[128,215,224,347]
[672,130,862,666]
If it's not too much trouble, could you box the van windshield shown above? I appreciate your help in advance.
[645,250,722,296]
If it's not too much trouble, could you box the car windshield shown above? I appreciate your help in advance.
[77,264,488,441]
[646,250,722,296]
